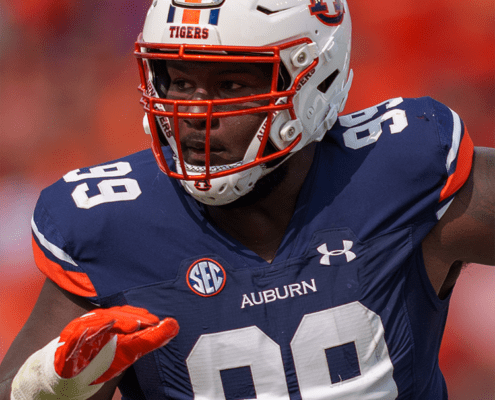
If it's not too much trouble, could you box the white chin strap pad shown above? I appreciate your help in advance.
[180,164,264,206]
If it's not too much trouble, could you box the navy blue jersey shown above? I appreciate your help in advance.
[31,97,474,399]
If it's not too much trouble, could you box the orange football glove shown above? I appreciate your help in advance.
[11,305,179,400]
[55,305,179,384]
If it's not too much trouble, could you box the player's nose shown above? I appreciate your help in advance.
[187,88,210,111]
[182,89,219,130]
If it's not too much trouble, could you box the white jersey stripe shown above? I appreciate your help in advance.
[31,217,78,266]
[445,108,462,173]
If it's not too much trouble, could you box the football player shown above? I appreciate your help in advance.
[1,0,494,399]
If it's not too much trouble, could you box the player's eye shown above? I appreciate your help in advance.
[170,79,193,92]
[220,81,244,91]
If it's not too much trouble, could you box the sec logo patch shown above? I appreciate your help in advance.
[187,258,226,297]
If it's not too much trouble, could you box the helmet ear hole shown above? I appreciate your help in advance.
[317,69,339,94]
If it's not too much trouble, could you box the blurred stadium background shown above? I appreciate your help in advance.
[0,0,494,398]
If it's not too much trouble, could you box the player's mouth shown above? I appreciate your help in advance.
[181,138,232,166]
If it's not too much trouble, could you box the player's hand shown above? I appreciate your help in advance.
[54,305,179,384]
[11,305,179,400]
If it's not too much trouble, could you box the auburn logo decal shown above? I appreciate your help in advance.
[194,179,212,191]
[187,258,226,297]
[308,0,345,26]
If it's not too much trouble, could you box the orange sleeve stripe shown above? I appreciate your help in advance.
[32,237,98,298]
[439,128,474,202]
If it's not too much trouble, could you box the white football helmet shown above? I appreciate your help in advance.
[135,0,352,205]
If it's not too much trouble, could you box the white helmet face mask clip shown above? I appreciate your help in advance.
[136,0,353,206]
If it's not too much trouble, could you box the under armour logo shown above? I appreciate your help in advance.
[317,241,356,265]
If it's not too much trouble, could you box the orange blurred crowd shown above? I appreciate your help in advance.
[0,0,494,398]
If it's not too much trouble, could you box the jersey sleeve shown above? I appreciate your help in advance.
[31,194,99,302]
[329,96,475,244]
[29,150,176,306]
[429,97,474,219]
[29,156,147,305]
